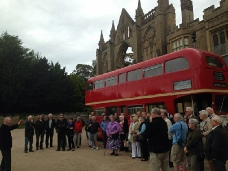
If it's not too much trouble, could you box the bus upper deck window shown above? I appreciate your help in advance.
[205,56,223,68]
[165,57,189,73]
[87,83,93,90]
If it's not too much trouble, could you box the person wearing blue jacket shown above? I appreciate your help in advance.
[101,114,109,148]
[169,113,188,171]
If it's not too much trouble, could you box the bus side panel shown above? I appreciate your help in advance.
[117,84,127,99]
[105,86,118,101]
[125,80,144,98]
[143,75,164,97]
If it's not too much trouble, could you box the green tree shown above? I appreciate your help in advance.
[72,64,94,79]
[68,73,86,112]
[0,32,34,113]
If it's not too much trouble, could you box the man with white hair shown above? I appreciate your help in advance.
[169,113,188,171]
[24,115,35,153]
[0,117,22,171]
[184,118,204,171]
[205,115,228,171]
[45,113,56,148]
[185,107,198,125]
[206,107,216,119]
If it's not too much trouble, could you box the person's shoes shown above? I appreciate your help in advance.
[115,153,118,156]
[40,147,44,150]
[91,146,96,149]
[77,146,80,148]
[56,149,60,151]
[24,151,28,153]
[141,158,147,161]
[110,151,115,155]
[67,149,71,151]
[36,148,39,150]
[96,147,99,150]
[50,145,53,147]
[62,149,65,151]
[72,148,75,151]
[46,146,48,148]
[132,157,135,159]
[29,150,34,152]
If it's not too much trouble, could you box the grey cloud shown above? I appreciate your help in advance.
[0,0,220,73]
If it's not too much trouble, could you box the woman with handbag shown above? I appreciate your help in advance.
[137,117,148,161]
[129,116,141,159]
[106,115,121,156]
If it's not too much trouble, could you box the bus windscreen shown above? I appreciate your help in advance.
[205,56,223,68]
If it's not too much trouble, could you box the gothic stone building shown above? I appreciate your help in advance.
[96,0,228,75]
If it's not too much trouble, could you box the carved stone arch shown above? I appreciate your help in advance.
[142,25,157,60]
[116,41,134,69]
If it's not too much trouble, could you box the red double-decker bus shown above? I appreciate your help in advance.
[85,48,228,132]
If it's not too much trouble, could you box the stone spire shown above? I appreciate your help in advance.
[99,30,104,44]
[136,0,144,17]
[110,20,116,41]
[135,0,144,26]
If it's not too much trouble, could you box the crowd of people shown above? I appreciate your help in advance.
[0,106,228,171]
[97,107,228,171]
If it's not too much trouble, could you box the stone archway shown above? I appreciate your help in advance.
[116,42,135,69]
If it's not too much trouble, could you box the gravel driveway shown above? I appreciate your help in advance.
[7,129,228,171]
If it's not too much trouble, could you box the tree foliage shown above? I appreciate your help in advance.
[0,32,92,114]
[72,64,95,79]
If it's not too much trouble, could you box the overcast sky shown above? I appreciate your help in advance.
[0,0,220,74]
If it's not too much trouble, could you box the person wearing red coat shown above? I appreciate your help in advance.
[74,117,83,148]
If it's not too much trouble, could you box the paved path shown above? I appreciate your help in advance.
[7,129,228,171]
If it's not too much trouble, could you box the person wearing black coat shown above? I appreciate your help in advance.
[205,115,228,171]
[0,117,22,171]
[146,108,170,171]
[45,113,56,148]
[35,115,45,150]
[56,114,67,151]
[24,116,35,153]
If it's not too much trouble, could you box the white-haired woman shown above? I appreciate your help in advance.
[129,116,141,159]
[184,119,204,171]
[199,110,212,147]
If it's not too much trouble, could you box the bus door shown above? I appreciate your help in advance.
[214,94,228,114]
[127,105,144,115]
[146,103,165,114]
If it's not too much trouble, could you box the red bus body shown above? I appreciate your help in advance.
[85,48,228,138]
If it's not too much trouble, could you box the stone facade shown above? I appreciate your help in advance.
[96,0,228,75]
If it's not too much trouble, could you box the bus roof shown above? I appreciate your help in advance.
[88,48,218,82]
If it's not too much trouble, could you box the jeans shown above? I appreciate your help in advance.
[45,129,54,147]
[57,133,66,150]
[1,148,11,171]
[25,136,33,151]
[67,133,75,149]
[74,133,81,147]
[36,132,44,149]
